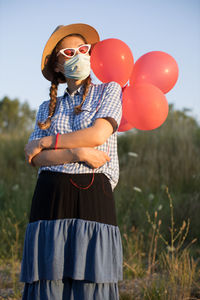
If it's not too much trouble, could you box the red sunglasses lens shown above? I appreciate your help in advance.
[79,45,89,54]
[63,49,75,57]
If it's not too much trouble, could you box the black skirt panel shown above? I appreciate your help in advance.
[29,171,117,226]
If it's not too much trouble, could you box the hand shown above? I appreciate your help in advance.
[24,139,43,164]
[75,148,110,169]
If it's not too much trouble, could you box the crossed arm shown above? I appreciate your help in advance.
[25,118,115,168]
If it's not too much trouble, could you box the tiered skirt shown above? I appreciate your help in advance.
[20,171,123,300]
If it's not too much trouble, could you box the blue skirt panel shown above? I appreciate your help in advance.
[20,218,123,284]
[22,278,119,300]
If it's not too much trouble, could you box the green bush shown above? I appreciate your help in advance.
[115,105,200,253]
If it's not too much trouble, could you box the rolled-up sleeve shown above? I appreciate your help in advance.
[29,102,49,141]
[94,81,122,132]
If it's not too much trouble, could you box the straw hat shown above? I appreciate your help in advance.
[41,23,100,82]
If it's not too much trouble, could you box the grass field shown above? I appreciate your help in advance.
[0,106,200,299]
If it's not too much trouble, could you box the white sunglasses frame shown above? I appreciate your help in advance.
[57,44,91,58]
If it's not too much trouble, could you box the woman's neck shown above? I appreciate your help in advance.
[66,78,85,94]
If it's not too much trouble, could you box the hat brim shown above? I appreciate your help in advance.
[41,23,100,82]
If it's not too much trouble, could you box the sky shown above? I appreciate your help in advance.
[0,0,200,122]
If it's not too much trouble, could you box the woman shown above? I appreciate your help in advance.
[20,23,123,300]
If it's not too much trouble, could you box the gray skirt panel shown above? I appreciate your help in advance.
[22,278,119,300]
[20,218,123,283]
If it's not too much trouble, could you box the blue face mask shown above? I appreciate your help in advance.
[63,54,91,80]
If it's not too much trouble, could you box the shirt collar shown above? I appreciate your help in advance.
[64,84,85,97]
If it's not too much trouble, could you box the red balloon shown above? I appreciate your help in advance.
[122,83,169,130]
[118,117,134,132]
[130,51,179,94]
[91,38,134,87]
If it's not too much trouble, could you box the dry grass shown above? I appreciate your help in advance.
[121,188,200,300]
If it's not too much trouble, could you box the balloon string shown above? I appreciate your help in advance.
[100,174,113,199]
[70,170,95,190]
[106,140,109,155]
[70,86,108,190]
[122,83,128,92]
[96,85,106,112]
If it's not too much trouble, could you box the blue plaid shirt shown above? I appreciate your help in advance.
[29,81,122,190]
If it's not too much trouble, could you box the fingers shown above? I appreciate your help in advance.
[105,154,110,161]
[100,151,110,161]
[92,155,110,168]
[96,150,110,165]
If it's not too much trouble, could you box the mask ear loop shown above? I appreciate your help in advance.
[70,85,108,190]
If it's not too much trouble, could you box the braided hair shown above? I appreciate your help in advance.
[74,75,91,114]
[38,77,58,129]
